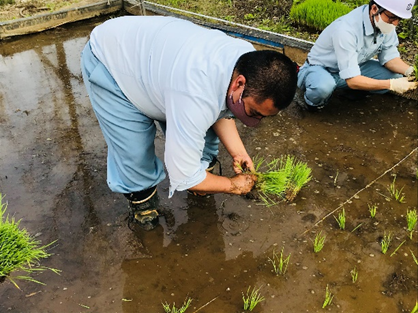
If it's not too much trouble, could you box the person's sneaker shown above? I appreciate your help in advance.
[127,189,159,231]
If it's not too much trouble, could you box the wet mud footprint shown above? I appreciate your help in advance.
[219,212,249,236]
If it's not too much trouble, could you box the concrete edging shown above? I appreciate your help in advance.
[0,0,122,39]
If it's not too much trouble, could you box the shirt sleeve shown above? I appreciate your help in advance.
[164,89,219,197]
[378,32,400,66]
[332,27,361,80]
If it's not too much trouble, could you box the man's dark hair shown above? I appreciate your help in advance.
[233,50,298,110]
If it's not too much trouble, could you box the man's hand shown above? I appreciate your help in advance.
[232,154,254,174]
[389,77,418,94]
[229,174,257,195]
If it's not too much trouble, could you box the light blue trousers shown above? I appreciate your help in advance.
[80,42,219,194]
[297,59,402,107]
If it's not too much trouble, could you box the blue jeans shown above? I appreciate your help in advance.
[80,42,219,194]
[297,59,402,107]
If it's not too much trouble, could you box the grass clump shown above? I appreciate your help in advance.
[381,232,392,254]
[322,284,334,308]
[388,176,406,203]
[268,247,291,276]
[0,194,59,289]
[242,286,265,311]
[253,155,312,205]
[334,208,346,230]
[368,203,377,218]
[313,231,326,253]
[290,0,352,31]
[162,297,192,313]
[406,209,417,238]
[350,267,358,283]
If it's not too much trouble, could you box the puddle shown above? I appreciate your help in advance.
[0,16,417,313]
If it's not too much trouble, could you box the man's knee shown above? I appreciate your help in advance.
[306,79,336,106]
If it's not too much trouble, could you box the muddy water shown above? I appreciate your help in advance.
[0,16,417,313]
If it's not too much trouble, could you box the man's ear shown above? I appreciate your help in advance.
[231,74,246,91]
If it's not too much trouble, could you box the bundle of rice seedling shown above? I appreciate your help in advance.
[252,155,312,205]
[0,194,59,289]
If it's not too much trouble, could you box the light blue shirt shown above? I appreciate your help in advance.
[89,16,255,196]
[307,5,400,80]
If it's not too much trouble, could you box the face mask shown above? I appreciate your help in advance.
[226,89,261,127]
[374,14,396,34]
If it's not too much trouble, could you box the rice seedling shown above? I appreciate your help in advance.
[406,209,417,239]
[268,247,291,276]
[388,176,406,203]
[381,232,392,254]
[411,300,418,313]
[290,0,352,31]
[334,208,346,230]
[368,203,377,218]
[252,155,312,205]
[390,240,406,257]
[162,297,192,313]
[0,194,59,289]
[242,286,265,311]
[351,223,362,233]
[313,231,326,253]
[322,284,334,308]
[350,266,358,283]
[411,249,418,265]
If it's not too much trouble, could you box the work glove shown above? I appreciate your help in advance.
[389,77,418,94]
[404,66,414,77]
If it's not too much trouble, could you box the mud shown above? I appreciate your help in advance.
[0,15,417,313]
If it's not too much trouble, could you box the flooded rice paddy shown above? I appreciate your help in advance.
[0,15,417,313]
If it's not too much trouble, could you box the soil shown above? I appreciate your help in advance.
[0,6,417,313]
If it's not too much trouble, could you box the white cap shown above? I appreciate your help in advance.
[374,0,416,19]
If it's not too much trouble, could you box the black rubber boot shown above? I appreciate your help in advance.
[124,187,159,231]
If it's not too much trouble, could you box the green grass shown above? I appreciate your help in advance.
[390,240,406,257]
[381,232,392,254]
[411,249,418,265]
[290,0,352,31]
[242,286,265,311]
[162,297,192,313]
[0,194,59,289]
[313,231,326,253]
[322,284,334,308]
[368,203,377,218]
[334,208,346,230]
[268,247,291,276]
[388,176,406,203]
[411,300,418,313]
[0,0,14,5]
[253,155,312,205]
[350,266,358,283]
[406,209,417,238]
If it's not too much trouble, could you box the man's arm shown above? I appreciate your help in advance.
[345,75,390,90]
[211,117,254,173]
[384,57,411,76]
[346,58,413,90]
[188,117,256,195]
